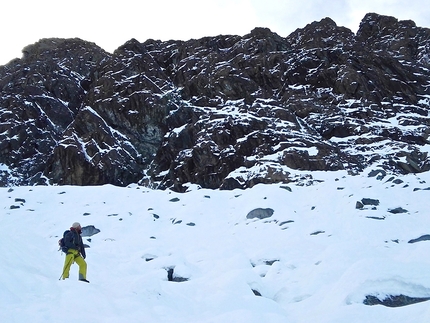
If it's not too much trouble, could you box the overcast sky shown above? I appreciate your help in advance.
[1,0,429,65]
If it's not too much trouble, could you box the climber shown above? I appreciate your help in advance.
[60,222,89,283]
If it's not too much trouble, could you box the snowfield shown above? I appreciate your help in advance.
[1,169,430,323]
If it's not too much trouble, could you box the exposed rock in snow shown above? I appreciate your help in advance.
[246,208,274,219]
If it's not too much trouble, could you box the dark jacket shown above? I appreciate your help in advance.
[64,228,86,259]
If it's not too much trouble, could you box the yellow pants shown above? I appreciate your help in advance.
[62,248,87,280]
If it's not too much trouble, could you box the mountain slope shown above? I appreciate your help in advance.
[1,170,430,322]
[0,13,429,189]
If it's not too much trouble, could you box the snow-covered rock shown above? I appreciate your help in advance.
[0,13,429,190]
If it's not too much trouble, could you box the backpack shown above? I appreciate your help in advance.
[58,230,70,253]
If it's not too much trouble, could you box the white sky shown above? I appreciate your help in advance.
[1,0,429,65]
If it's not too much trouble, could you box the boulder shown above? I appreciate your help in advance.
[246,208,274,220]
[364,294,430,307]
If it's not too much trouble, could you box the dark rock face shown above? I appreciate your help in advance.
[0,38,109,185]
[0,13,429,190]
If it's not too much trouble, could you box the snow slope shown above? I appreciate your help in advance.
[1,169,430,323]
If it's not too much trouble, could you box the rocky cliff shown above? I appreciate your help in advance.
[0,13,429,191]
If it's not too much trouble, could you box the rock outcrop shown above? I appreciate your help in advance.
[0,13,429,190]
